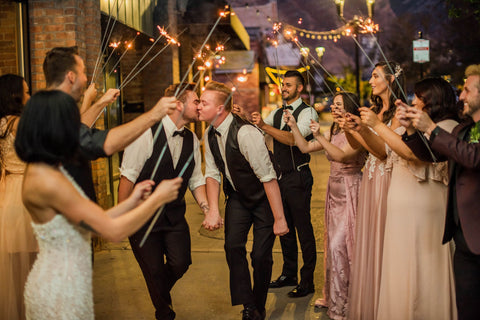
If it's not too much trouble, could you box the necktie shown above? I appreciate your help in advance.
[173,130,186,138]
[208,127,225,174]
[284,105,293,110]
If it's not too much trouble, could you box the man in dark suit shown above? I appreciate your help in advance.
[251,70,317,297]
[401,65,480,320]
[118,83,220,320]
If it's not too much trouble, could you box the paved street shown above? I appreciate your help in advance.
[93,151,331,320]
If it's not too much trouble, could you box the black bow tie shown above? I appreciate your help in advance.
[284,105,293,110]
[173,130,186,137]
[211,128,221,137]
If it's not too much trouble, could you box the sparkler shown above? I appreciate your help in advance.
[91,0,126,85]
[118,25,172,90]
[140,64,244,248]
[139,9,232,246]
[107,32,140,78]
[95,41,121,79]
[139,109,223,248]
[173,8,230,98]
[91,27,180,126]
[366,32,437,161]
[145,39,229,182]
[119,27,182,90]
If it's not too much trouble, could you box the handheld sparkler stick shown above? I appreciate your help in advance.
[91,0,126,85]
[293,38,361,110]
[145,19,227,155]
[90,28,182,127]
[351,29,438,162]
[173,8,230,98]
[91,0,119,84]
[118,41,174,90]
[107,33,140,78]
[139,110,223,248]
[96,41,121,80]
[119,24,171,88]
[140,73,243,247]
[368,33,409,102]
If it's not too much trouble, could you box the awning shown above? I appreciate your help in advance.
[214,50,255,74]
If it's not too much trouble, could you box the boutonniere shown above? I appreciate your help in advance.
[469,122,480,143]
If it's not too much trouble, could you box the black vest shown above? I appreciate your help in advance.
[272,102,314,173]
[135,123,195,227]
[209,114,269,209]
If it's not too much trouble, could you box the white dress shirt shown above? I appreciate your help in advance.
[204,113,277,189]
[264,97,318,138]
[120,115,205,191]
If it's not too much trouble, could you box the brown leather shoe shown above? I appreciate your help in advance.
[269,275,298,288]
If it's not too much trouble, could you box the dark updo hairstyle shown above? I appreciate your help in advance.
[15,90,80,165]
[414,77,460,123]
[0,74,25,138]
[329,91,360,140]
[371,61,406,124]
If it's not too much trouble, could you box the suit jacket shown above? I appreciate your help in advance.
[404,119,480,254]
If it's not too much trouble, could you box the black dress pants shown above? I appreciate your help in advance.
[278,167,316,288]
[129,219,191,320]
[224,192,275,312]
[454,227,480,320]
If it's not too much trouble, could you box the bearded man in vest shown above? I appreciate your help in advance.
[252,70,318,298]
[118,83,219,320]
[198,81,289,320]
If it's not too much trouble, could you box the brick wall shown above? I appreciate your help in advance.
[0,2,18,75]
[28,0,107,250]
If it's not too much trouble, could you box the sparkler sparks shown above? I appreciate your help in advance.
[157,26,181,46]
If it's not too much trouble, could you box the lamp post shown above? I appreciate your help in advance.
[337,0,375,98]
[315,46,325,61]
[300,47,314,105]
[335,0,345,20]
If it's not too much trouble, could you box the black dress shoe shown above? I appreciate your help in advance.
[241,307,262,320]
[287,284,315,298]
[269,275,298,288]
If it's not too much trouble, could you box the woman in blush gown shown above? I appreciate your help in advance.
[0,74,33,320]
[286,91,366,320]
[345,61,406,320]
[15,90,182,320]
[362,78,458,319]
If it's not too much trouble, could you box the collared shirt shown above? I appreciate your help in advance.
[204,113,277,188]
[120,115,205,191]
[264,97,318,138]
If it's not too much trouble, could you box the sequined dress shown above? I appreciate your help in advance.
[24,167,93,320]
[0,116,37,320]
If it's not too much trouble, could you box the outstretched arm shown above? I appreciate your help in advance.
[102,97,176,155]
[252,111,296,145]
[284,111,324,153]
[24,166,182,243]
[344,113,388,160]
[360,107,418,162]
[81,87,120,127]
